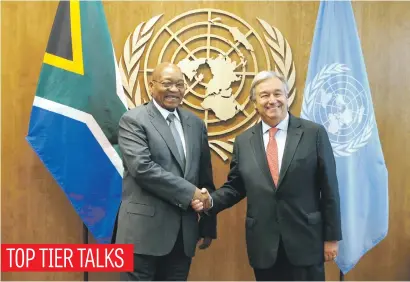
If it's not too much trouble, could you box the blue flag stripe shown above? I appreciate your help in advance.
[32,96,124,176]
[26,106,122,243]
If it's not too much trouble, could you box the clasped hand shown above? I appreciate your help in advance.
[190,188,211,212]
[324,241,338,262]
[190,188,213,250]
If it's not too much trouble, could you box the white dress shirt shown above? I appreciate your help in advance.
[261,113,290,172]
[208,114,290,211]
[152,99,187,157]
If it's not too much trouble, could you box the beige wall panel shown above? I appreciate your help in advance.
[2,1,409,281]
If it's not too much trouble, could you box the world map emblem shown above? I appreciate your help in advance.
[119,9,297,161]
[301,63,374,157]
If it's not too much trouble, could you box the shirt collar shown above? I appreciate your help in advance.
[153,98,181,122]
[261,112,290,134]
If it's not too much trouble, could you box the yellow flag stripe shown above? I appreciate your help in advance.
[43,0,84,75]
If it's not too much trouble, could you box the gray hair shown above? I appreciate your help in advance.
[249,71,289,101]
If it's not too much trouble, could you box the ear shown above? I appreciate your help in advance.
[149,81,154,95]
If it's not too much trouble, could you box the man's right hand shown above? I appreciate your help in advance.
[191,188,210,212]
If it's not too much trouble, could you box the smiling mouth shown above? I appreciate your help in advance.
[165,96,180,102]
[266,105,281,110]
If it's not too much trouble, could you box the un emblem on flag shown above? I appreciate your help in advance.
[119,9,297,161]
[302,63,374,157]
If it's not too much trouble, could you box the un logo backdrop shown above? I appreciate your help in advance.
[119,9,297,161]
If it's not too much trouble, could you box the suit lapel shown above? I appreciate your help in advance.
[277,115,303,188]
[178,108,192,178]
[146,102,185,172]
[250,122,277,189]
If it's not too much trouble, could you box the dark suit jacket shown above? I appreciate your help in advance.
[211,114,341,268]
[115,101,216,257]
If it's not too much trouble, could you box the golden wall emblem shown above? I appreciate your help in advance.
[120,9,297,161]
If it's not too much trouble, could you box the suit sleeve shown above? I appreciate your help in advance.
[118,113,196,210]
[210,139,247,215]
[317,125,342,241]
[198,122,217,239]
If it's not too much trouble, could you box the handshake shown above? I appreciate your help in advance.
[190,188,211,212]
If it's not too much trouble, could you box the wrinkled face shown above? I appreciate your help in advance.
[253,77,288,126]
[149,65,186,111]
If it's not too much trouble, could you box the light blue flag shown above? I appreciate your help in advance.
[301,0,388,274]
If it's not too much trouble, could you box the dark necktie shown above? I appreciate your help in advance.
[167,113,186,170]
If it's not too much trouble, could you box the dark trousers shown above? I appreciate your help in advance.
[121,229,192,281]
[253,239,325,281]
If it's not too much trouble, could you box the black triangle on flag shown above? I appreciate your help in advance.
[43,0,84,75]
[46,1,73,61]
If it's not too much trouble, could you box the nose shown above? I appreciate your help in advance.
[169,84,180,92]
[268,94,277,104]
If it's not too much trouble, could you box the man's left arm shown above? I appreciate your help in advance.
[317,125,342,242]
[198,122,217,242]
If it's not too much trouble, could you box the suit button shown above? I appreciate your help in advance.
[177,203,182,207]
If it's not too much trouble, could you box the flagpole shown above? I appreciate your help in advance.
[83,223,89,281]
[339,271,344,281]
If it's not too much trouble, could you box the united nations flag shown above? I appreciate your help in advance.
[301,0,389,274]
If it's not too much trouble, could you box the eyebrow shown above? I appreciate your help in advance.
[160,79,184,82]
[259,89,284,94]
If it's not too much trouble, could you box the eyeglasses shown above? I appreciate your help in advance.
[152,80,186,90]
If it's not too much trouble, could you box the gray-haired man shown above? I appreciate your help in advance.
[194,71,342,281]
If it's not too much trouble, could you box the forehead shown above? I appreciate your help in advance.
[255,77,285,93]
[156,66,183,81]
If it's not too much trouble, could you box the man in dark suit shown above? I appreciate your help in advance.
[194,71,341,281]
[115,63,216,281]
